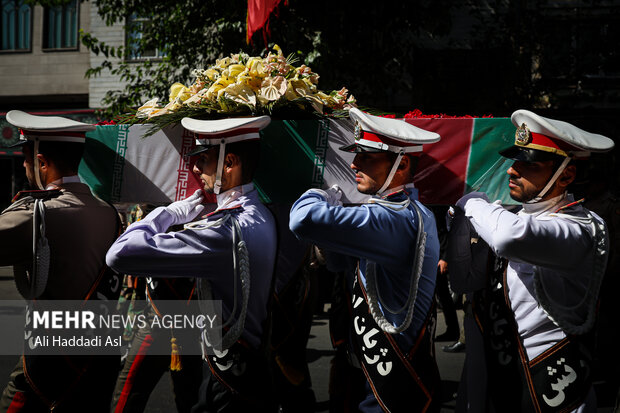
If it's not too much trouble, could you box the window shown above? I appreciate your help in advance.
[43,0,78,50]
[1,0,31,52]
[125,14,165,61]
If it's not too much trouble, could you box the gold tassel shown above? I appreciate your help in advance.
[170,337,182,371]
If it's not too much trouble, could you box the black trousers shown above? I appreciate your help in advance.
[191,351,277,413]
[435,268,459,335]
[111,305,202,413]
[0,354,118,413]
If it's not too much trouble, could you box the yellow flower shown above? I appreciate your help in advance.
[136,98,162,118]
[205,69,219,81]
[215,57,232,69]
[169,83,191,103]
[316,91,330,100]
[295,88,324,113]
[236,72,262,90]
[221,64,246,83]
[302,77,318,92]
[222,83,257,107]
[205,86,222,100]
[285,78,310,101]
[247,59,267,78]
[206,78,232,100]
[246,57,260,69]
[164,98,183,112]
[184,89,208,106]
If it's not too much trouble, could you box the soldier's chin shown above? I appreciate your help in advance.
[201,182,214,194]
[357,184,374,195]
[509,189,533,203]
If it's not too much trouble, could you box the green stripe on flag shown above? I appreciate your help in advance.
[467,118,516,204]
[254,181,272,203]
[80,125,127,202]
[282,120,316,162]
[254,120,321,203]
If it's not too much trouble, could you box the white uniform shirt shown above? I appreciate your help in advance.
[463,193,601,359]
[462,193,604,412]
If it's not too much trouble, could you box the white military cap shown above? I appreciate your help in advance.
[501,109,614,162]
[340,108,440,154]
[6,110,95,145]
[182,115,271,156]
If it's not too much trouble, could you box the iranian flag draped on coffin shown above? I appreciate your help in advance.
[78,117,517,206]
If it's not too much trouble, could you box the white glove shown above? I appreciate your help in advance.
[166,189,205,226]
[305,185,343,206]
[455,191,489,210]
[324,185,343,206]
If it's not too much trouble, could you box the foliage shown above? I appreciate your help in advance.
[80,0,256,119]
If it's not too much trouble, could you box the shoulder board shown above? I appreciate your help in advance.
[12,189,62,203]
[204,204,243,218]
[554,198,585,213]
[383,188,408,199]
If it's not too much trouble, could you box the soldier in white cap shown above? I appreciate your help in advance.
[0,111,121,411]
[105,116,278,412]
[453,109,614,412]
[289,108,442,412]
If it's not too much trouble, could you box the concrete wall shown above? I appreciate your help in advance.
[87,7,126,108]
[0,2,91,98]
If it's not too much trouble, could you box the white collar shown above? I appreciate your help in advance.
[215,182,254,209]
[520,192,567,216]
[45,175,81,190]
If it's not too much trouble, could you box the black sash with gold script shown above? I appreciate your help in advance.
[473,248,592,413]
[350,272,440,413]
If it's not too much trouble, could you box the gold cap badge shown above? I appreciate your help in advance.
[354,121,362,141]
[515,123,531,146]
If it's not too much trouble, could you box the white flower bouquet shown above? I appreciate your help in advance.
[134,45,356,124]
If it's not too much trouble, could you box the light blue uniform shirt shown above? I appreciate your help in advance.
[106,186,277,349]
[289,185,439,350]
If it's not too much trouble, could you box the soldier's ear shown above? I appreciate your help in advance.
[397,155,409,170]
[558,164,576,188]
[224,153,239,169]
[36,153,48,170]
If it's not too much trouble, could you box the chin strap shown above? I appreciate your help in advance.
[33,138,44,190]
[376,149,405,195]
[213,140,226,195]
[526,156,571,204]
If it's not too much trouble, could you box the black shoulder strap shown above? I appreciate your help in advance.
[83,199,123,302]
[261,204,280,358]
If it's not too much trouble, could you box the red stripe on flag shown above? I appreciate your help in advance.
[176,128,211,202]
[406,118,474,205]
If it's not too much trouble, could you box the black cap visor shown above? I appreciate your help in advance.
[8,138,27,148]
[338,142,385,153]
[187,145,213,156]
[499,146,566,163]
